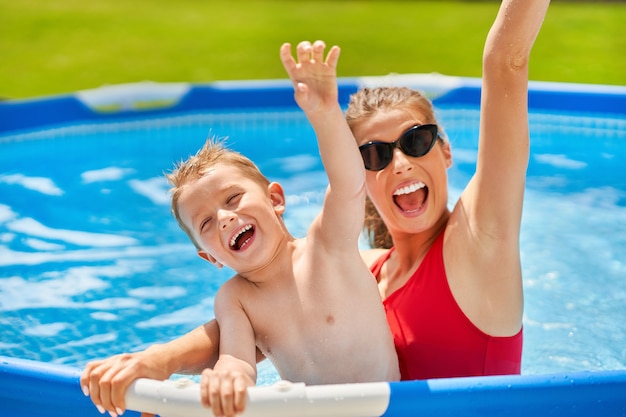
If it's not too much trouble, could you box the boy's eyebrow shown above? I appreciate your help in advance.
[191,183,242,223]
[219,183,243,195]
[207,180,240,195]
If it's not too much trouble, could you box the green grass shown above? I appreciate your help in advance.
[1,0,625,99]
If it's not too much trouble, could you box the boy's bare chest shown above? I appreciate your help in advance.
[246,275,350,340]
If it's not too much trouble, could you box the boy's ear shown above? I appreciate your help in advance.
[197,250,223,269]
[268,182,286,215]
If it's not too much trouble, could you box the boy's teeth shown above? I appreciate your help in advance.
[393,182,425,196]
[230,224,252,247]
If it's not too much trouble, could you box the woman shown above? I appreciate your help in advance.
[348,83,525,380]
[81,0,551,414]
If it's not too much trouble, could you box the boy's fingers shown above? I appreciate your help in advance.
[279,43,299,78]
[311,40,326,62]
[220,380,236,417]
[211,399,224,417]
[200,370,212,408]
[234,377,249,413]
[296,40,312,62]
[279,43,293,63]
[326,45,341,69]
[208,373,225,416]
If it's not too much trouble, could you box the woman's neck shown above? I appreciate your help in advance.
[380,214,449,297]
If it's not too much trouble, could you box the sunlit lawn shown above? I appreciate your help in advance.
[1,0,624,99]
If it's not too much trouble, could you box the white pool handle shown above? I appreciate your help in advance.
[125,378,390,417]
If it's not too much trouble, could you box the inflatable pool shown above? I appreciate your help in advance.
[2,356,625,417]
[1,75,625,416]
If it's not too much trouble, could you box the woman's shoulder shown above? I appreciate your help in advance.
[360,247,390,267]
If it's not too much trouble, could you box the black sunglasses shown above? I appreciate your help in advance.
[358,124,440,171]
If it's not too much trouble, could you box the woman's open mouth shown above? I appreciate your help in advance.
[229,224,255,251]
[393,181,428,213]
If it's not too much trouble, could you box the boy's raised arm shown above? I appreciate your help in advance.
[280,41,366,247]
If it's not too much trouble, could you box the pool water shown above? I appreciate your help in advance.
[0,106,625,384]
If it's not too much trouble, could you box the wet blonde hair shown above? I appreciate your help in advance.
[345,87,446,249]
[166,137,270,249]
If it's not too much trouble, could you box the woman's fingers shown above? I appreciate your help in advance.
[82,352,169,416]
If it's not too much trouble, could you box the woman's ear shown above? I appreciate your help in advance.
[441,140,453,168]
[268,182,286,215]
[197,250,223,269]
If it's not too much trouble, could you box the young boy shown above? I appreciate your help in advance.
[172,41,399,417]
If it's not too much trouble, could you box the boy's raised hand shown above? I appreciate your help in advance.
[280,40,340,114]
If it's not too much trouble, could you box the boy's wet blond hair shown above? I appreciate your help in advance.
[166,137,270,249]
[345,87,447,249]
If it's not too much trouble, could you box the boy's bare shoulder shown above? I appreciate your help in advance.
[216,273,248,299]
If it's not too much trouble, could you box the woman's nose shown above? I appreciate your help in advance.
[392,148,413,174]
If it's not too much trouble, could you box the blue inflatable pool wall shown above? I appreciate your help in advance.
[1,74,625,137]
[2,356,626,417]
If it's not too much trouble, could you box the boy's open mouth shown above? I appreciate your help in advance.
[393,181,428,213]
[229,224,255,251]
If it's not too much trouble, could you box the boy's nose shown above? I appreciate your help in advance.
[218,210,235,229]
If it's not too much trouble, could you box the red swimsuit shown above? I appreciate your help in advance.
[370,229,523,380]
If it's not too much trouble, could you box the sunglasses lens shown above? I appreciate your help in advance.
[359,143,393,171]
[358,125,439,171]
[400,125,438,157]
